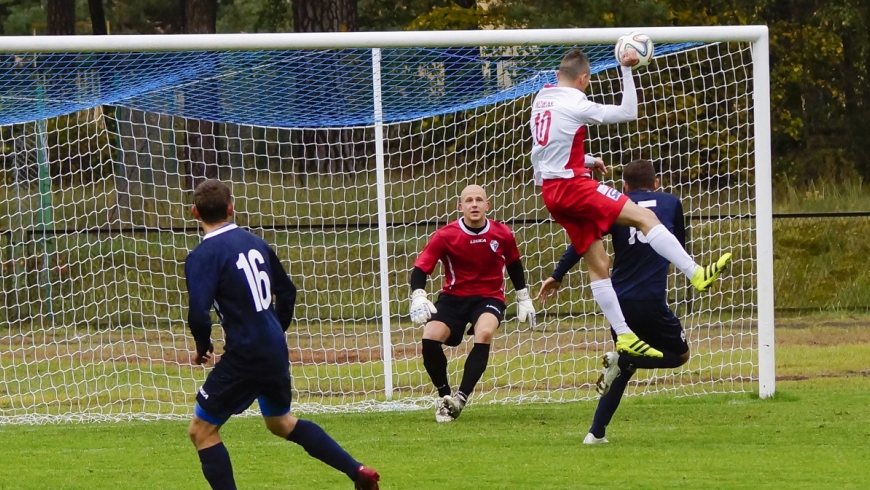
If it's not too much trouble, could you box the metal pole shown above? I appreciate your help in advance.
[752,28,776,399]
[371,48,393,400]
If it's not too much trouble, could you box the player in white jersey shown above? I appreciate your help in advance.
[530,49,732,358]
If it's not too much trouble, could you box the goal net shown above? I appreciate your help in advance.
[0,28,772,423]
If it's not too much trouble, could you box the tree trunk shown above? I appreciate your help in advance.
[87,0,108,35]
[293,0,357,32]
[183,0,219,190]
[184,0,217,34]
[47,0,76,35]
[452,0,476,8]
[292,0,358,186]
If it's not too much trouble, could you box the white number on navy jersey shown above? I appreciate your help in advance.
[627,200,657,245]
[236,250,272,311]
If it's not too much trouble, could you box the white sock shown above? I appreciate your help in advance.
[590,278,632,335]
[645,224,700,278]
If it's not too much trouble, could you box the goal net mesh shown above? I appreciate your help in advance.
[0,40,757,423]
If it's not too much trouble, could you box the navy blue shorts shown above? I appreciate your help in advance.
[194,361,292,426]
[614,299,689,355]
[430,293,506,347]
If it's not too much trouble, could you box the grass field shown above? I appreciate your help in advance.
[0,319,867,489]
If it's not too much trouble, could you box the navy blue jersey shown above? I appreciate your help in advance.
[185,224,297,376]
[550,190,686,301]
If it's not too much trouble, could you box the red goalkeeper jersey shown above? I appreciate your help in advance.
[414,218,521,301]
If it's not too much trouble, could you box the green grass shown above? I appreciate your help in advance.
[0,376,867,489]
[0,314,870,490]
[774,178,870,213]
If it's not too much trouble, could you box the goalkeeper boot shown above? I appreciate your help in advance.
[435,396,453,423]
[595,352,621,396]
[583,433,609,445]
[354,466,380,490]
[616,333,662,358]
[690,252,733,292]
[445,393,466,421]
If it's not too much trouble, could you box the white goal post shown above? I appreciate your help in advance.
[0,26,773,424]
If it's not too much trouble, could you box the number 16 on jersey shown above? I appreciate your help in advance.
[236,250,272,311]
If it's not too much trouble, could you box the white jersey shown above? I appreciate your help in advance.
[529,66,638,185]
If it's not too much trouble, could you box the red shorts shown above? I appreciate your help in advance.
[542,176,629,254]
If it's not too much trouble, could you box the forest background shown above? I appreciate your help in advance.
[2,0,868,186]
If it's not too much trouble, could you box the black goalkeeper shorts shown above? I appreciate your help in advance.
[430,293,506,347]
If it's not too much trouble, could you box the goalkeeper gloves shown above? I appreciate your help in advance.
[409,289,437,325]
[515,288,536,327]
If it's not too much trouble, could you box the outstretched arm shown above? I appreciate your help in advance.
[552,244,582,282]
[578,66,638,125]
[537,245,582,303]
[602,66,638,123]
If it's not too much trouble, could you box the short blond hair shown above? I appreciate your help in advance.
[558,49,591,81]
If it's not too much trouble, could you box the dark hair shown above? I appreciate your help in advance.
[623,159,656,190]
[558,49,591,81]
[193,180,232,223]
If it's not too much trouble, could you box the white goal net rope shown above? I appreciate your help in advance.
[0,38,758,423]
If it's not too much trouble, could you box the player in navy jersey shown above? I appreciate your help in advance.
[409,184,535,422]
[537,160,692,443]
[184,180,379,490]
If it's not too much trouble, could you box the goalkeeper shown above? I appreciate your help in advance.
[537,160,692,444]
[409,184,535,423]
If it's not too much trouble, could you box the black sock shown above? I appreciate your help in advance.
[198,442,237,490]
[589,367,636,439]
[618,351,684,370]
[422,339,451,397]
[287,419,361,481]
[458,343,491,398]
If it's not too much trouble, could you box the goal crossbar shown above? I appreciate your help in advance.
[0,26,768,52]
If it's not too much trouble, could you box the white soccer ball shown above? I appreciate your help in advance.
[614,32,654,67]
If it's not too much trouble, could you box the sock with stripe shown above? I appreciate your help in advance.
[590,279,631,335]
[645,224,699,278]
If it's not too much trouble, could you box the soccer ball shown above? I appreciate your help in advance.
[614,32,654,67]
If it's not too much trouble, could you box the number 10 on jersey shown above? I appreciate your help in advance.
[236,250,272,311]
[534,110,551,145]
